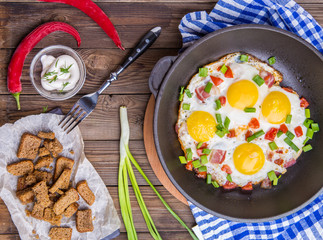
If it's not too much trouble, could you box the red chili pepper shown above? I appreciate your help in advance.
[264,127,279,141]
[279,124,288,133]
[210,76,224,86]
[7,22,81,110]
[294,126,303,137]
[39,0,124,50]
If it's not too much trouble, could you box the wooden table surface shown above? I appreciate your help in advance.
[0,0,322,239]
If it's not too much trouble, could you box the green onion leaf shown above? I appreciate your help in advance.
[199,68,208,77]
[202,148,211,155]
[182,103,190,110]
[247,130,265,142]
[277,130,283,138]
[286,131,295,140]
[216,130,225,138]
[252,75,265,86]
[206,174,212,184]
[192,160,201,168]
[186,148,192,160]
[198,166,207,172]
[305,108,310,118]
[303,119,314,128]
[268,56,276,65]
[224,116,230,129]
[179,156,187,164]
[180,86,184,94]
[244,107,256,113]
[226,174,232,182]
[200,155,208,165]
[184,89,192,98]
[204,82,213,93]
[302,144,313,152]
[306,128,314,139]
[284,137,300,152]
[267,170,277,181]
[179,94,184,101]
[311,123,320,132]
[240,54,248,62]
[197,142,203,149]
[220,64,228,74]
[211,181,219,188]
[303,137,310,145]
[273,175,281,186]
[215,99,221,110]
[285,114,292,124]
[216,113,222,124]
[269,141,278,150]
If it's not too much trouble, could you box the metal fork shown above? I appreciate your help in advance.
[59,26,162,133]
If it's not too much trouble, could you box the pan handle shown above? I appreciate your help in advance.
[149,56,177,97]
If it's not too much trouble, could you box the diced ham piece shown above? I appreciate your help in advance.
[284,159,296,168]
[300,97,309,108]
[259,70,275,88]
[241,182,253,191]
[209,149,226,164]
[260,178,272,189]
[221,164,232,174]
[195,86,210,102]
[223,181,237,190]
[196,149,204,156]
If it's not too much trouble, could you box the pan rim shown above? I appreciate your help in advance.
[153,24,323,222]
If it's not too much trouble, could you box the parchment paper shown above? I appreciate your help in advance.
[0,113,121,240]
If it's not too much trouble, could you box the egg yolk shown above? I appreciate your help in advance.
[261,91,291,124]
[187,111,216,142]
[233,143,265,175]
[227,80,259,110]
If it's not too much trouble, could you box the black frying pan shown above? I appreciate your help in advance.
[149,25,323,222]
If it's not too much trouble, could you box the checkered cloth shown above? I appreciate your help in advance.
[178,0,323,239]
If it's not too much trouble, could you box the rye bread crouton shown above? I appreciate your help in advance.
[31,202,45,220]
[76,209,94,233]
[32,181,51,207]
[53,157,74,181]
[17,133,42,159]
[49,169,72,194]
[53,188,79,215]
[16,188,34,204]
[49,227,72,240]
[38,147,50,157]
[43,138,63,158]
[17,173,37,191]
[64,202,79,218]
[76,180,95,206]
[7,160,34,176]
[35,155,54,169]
[33,170,53,185]
[43,208,62,226]
[38,131,55,140]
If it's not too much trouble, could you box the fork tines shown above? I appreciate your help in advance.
[58,104,87,134]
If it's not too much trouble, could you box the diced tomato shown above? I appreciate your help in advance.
[221,164,232,174]
[294,126,303,137]
[279,124,288,133]
[260,178,272,189]
[217,65,233,78]
[265,127,279,141]
[248,118,260,129]
[245,130,253,141]
[223,181,237,190]
[276,149,283,154]
[210,76,224,86]
[209,149,226,164]
[219,96,226,106]
[185,161,193,171]
[241,182,253,191]
[195,86,210,102]
[274,158,284,165]
[260,70,275,88]
[282,87,294,93]
[196,171,207,179]
[227,129,236,138]
[284,159,296,168]
[300,97,309,108]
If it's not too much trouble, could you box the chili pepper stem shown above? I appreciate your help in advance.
[11,92,21,110]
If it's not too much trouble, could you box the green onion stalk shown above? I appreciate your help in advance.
[119,106,198,240]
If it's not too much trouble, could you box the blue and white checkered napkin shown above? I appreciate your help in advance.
[179,0,323,239]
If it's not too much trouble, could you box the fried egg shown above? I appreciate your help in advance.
[177,52,312,190]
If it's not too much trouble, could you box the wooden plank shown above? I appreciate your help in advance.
[0,48,177,95]
[0,2,214,49]
[0,186,195,234]
[0,94,150,141]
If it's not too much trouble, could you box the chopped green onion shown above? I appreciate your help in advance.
[204,82,213,93]
[202,148,211,155]
[247,130,265,142]
[306,128,314,139]
[240,54,248,62]
[179,94,184,101]
[273,175,281,186]
[302,144,313,152]
[206,174,212,184]
[198,166,207,172]
[211,181,219,188]
[286,131,295,140]
[200,155,208,165]
[226,174,232,182]
[216,130,225,138]
[284,137,300,152]
[305,109,310,118]
[184,89,192,98]
[180,86,184,94]
[216,124,224,131]
[224,116,230,129]
[220,64,227,74]
[303,137,310,145]
[311,123,320,132]
[216,113,222,124]
[269,141,278,150]
[199,68,208,77]
[252,75,265,86]
[244,107,256,113]
[182,103,190,110]
[303,119,314,128]
[277,130,283,138]
[268,56,276,65]
[285,114,292,124]
[179,156,187,164]
[215,99,221,110]
[267,170,277,181]
[197,142,203,149]
[192,160,201,168]
[186,148,192,160]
